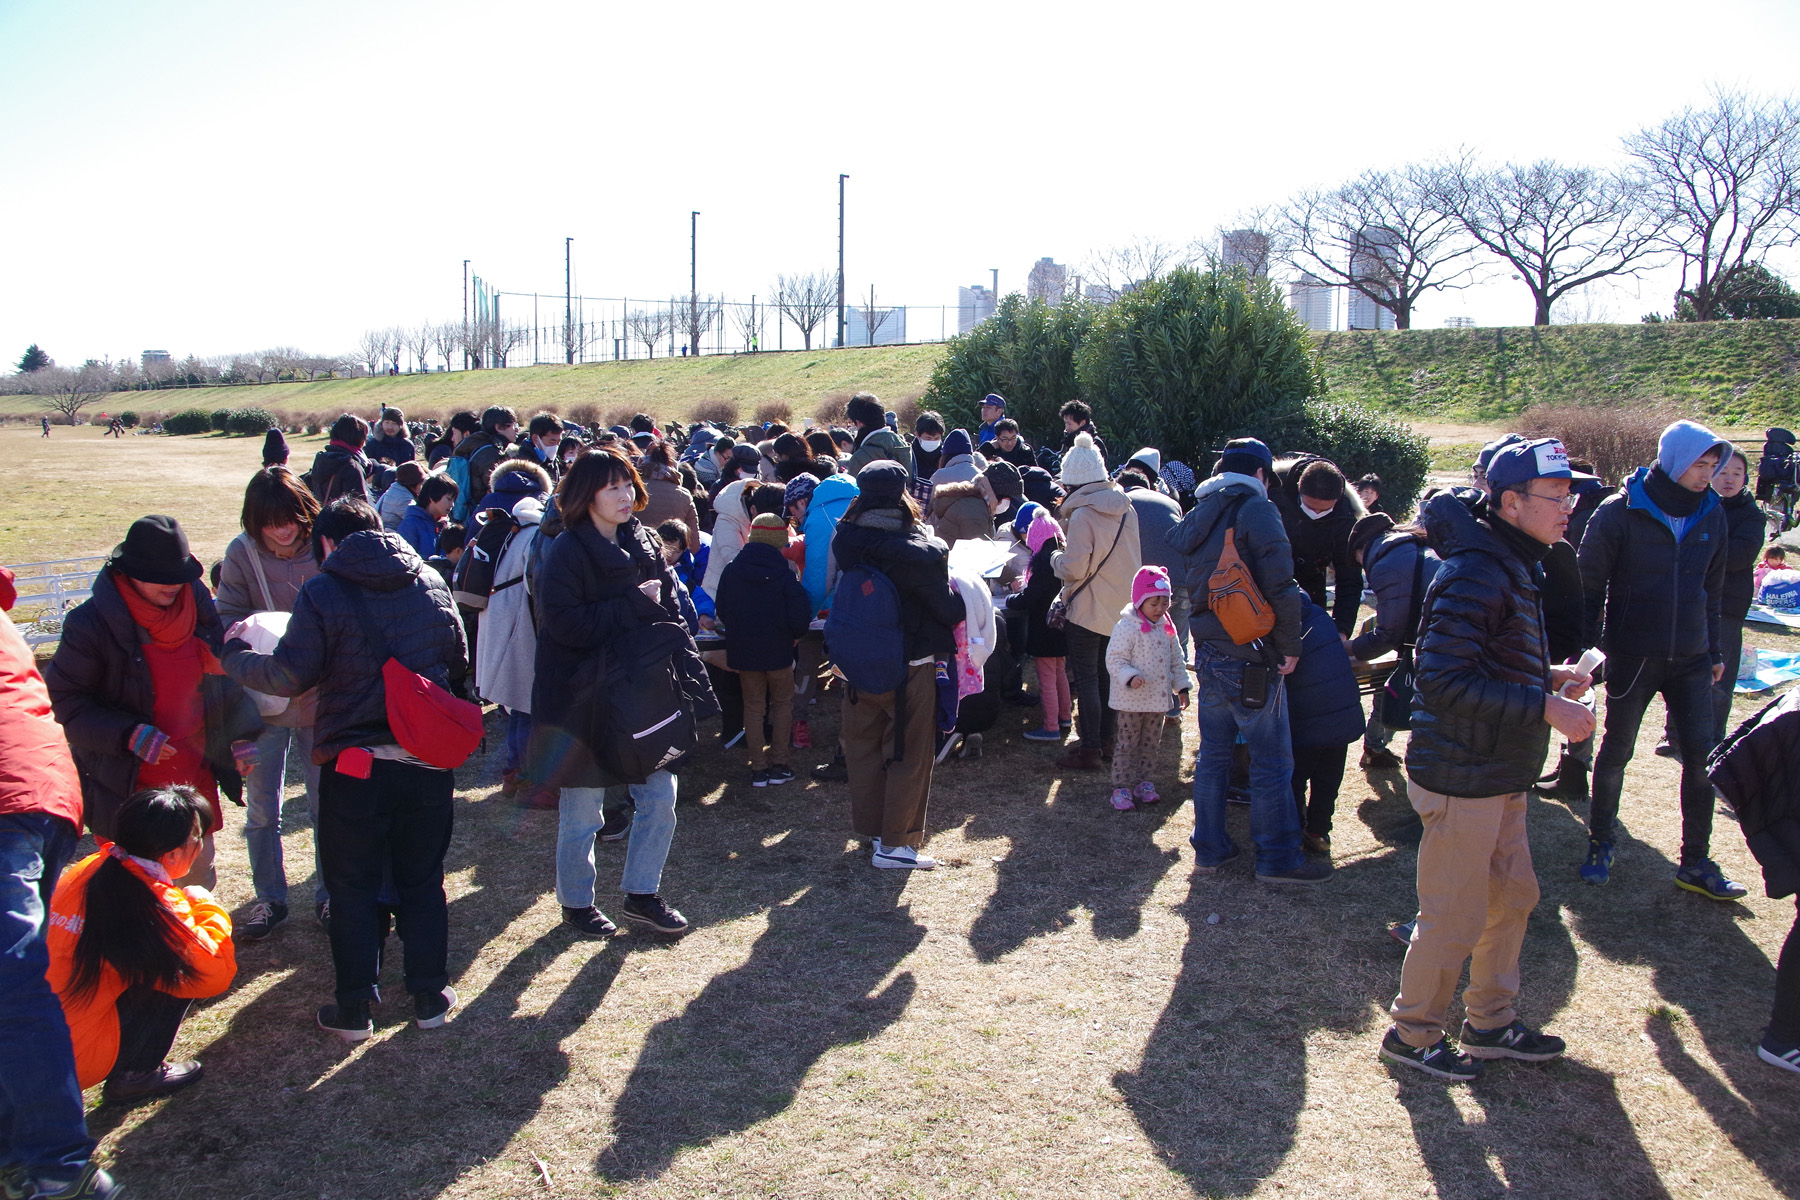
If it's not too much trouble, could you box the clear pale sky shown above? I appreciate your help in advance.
[4,0,1800,365]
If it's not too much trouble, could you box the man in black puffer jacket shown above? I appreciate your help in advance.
[1271,454,1366,638]
[1577,419,1740,899]
[221,497,469,1044]
[1382,440,1596,1082]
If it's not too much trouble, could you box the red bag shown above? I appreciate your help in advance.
[341,580,483,770]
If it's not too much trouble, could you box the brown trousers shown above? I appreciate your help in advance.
[1390,782,1540,1047]
[842,660,938,849]
[740,668,796,771]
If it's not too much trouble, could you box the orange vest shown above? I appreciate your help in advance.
[46,852,236,1087]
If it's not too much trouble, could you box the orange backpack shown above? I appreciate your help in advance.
[1207,497,1276,645]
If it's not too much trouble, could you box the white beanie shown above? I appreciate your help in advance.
[1060,431,1108,488]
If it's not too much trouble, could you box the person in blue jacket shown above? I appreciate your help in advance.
[1286,594,1367,856]
[397,476,459,559]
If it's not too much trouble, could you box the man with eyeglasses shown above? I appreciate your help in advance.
[1576,420,1745,899]
[1381,437,1594,1081]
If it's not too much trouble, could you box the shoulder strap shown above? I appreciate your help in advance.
[1402,541,1428,649]
[1063,507,1130,608]
[236,532,277,612]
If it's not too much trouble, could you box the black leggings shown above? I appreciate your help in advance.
[1064,624,1115,749]
[1291,743,1347,838]
[1773,899,1800,1045]
[111,985,190,1078]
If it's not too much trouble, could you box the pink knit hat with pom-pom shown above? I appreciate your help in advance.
[1132,565,1173,614]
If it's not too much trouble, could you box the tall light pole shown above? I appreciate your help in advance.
[565,238,574,364]
[836,174,848,350]
[690,211,700,356]
[462,259,470,371]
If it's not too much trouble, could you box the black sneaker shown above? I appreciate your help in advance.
[317,1000,373,1043]
[765,764,795,785]
[1379,1028,1484,1081]
[1256,859,1334,884]
[751,768,770,788]
[1458,1019,1565,1061]
[413,986,459,1030]
[621,894,690,935]
[812,756,848,782]
[21,1162,124,1200]
[562,905,618,938]
[102,1059,204,1105]
[240,900,288,942]
[1758,1027,1800,1074]
[597,809,632,842]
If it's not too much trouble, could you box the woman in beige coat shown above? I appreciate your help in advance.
[1050,432,1141,771]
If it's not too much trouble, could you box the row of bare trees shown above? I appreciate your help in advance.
[1075,88,1800,328]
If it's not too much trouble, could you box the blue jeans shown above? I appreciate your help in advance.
[504,709,532,776]
[0,813,91,1177]
[556,771,678,905]
[1189,645,1303,874]
[243,723,322,907]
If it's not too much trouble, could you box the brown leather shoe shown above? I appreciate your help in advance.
[104,1059,203,1105]
[1054,744,1103,771]
[515,783,560,810]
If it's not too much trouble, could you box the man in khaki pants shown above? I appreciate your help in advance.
[1381,439,1597,1081]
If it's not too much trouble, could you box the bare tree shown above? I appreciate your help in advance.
[1626,87,1800,322]
[1080,237,1201,296]
[860,285,895,345]
[730,296,764,351]
[403,325,434,374]
[431,323,461,372]
[1278,164,1482,329]
[626,307,672,359]
[354,328,389,377]
[488,323,529,368]
[674,293,723,356]
[1213,209,1292,276]
[36,363,110,425]
[1438,153,1667,325]
[260,347,301,382]
[770,270,837,350]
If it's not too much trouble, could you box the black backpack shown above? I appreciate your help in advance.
[594,621,700,781]
[451,509,518,610]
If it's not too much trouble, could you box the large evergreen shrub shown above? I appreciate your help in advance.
[1287,400,1432,516]
[919,294,1095,443]
[164,408,213,435]
[209,408,233,432]
[225,407,275,435]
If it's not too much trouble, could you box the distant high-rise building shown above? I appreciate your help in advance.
[1083,282,1120,306]
[1026,257,1068,305]
[1288,273,1334,332]
[957,284,996,334]
[845,304,907,347]
[141,350,171,367]
[1347,227,1399,331]
[1220,229,1271,276]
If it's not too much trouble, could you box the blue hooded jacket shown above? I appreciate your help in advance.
[1286,595,1366,751]
[802,472,860,614]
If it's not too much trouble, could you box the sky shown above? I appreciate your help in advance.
[4,0,1800,367]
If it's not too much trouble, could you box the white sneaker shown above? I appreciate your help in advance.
[872,844,938,870]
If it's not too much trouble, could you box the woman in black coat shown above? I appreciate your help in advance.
[830,461,964,870]
[534,448,713,940]
[1006,505,1070,742]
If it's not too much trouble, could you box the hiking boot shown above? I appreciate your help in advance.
[1675,859,1750,901]
[515,783,560,810]
[1360,746,1402,770]
[22,1163,123,1200]
[1134,780,1161,806]
[413,986,459,1030]
[1022,727,1064,742]
[790,720,813,750]
[317,1000,373,1043]
[1535,750,1590,804]
[1256,859,1334,884]
[1758,1028,1800,1074]
[102,1059,203,1105]
[621,894,691,935]
[597,809,632,842]
[1110,788,1137,812]
[766,764,795,785]
[1054,744,1103,771]
[1302,832,1332,857]
[499,768,522,797]
[240,900,288,942]
[562,905,618,938]
[1653,739,1681,761]
[751,768,770,788]
[1579,838,1615,886]
[812,755,848,782]
[1459,1019,1565,1061]
[872,843,938,870]
[1379,1028,1484,1081]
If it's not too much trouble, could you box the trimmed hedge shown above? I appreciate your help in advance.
[224,407,275,436]
[164,408,213,435]
[209,408,233,432]
[1286,400,1432,517]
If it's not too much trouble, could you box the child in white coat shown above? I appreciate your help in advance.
[1106,565,1192,811]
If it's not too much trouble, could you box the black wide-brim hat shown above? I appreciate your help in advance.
[107,514,204,585]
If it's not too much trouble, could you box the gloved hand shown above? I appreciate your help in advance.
[128,724,174,764]
[230,739,259,776]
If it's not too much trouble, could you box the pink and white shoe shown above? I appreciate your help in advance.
[1135,780,1161,805]
[1110,787,1137,811]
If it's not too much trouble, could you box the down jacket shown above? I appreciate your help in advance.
[714,541,812,672]
[929,480,995,549]
[1052,481,1141,637]
[1578,466,1726,664]
[1347,531,1440,662]
[474,496,543,713]
[1405,488,1553,799]
[1166,473,1304,663]
[1271,454,1366,637]
[1105,608,1192,711]
[1287,595,1366,750]
[47,573,261,839]
[1007,539,1069,659]
[702,478,752,597]
[220,530,469,765]
[1721,488,1767,622]
[306,444,371,505]
[1708,685,1800,898]
[801,472,859,614]
[830,511,964,663]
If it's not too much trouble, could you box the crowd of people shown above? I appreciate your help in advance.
[2,392,1797,1198]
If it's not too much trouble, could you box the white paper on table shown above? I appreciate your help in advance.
[947,538,1012,580]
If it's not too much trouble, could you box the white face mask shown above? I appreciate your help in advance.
[1300,499,1336,520]
[917,438,942,453]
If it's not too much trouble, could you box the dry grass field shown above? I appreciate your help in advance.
[4,425,1798,1199]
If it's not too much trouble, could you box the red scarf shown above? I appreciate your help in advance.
[115,574,220,815]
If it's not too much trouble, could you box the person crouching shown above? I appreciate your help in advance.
[1104,567,1191,811]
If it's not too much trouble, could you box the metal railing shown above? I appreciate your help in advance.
[7,557,107,648]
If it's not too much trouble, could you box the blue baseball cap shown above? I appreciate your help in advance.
[1484,438,1594,489]
[981,393,1006,411]
[1475,432,1526,474]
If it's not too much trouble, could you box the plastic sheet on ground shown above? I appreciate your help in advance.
[1745,604,1800,629]
[1737,649,1800,694]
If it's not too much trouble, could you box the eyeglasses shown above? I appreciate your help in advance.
[1520,490,1580,513]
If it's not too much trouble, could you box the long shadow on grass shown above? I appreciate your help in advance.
[595,860,922,1183]
[962,725,1187,961]
[1541,794,1800,1195]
